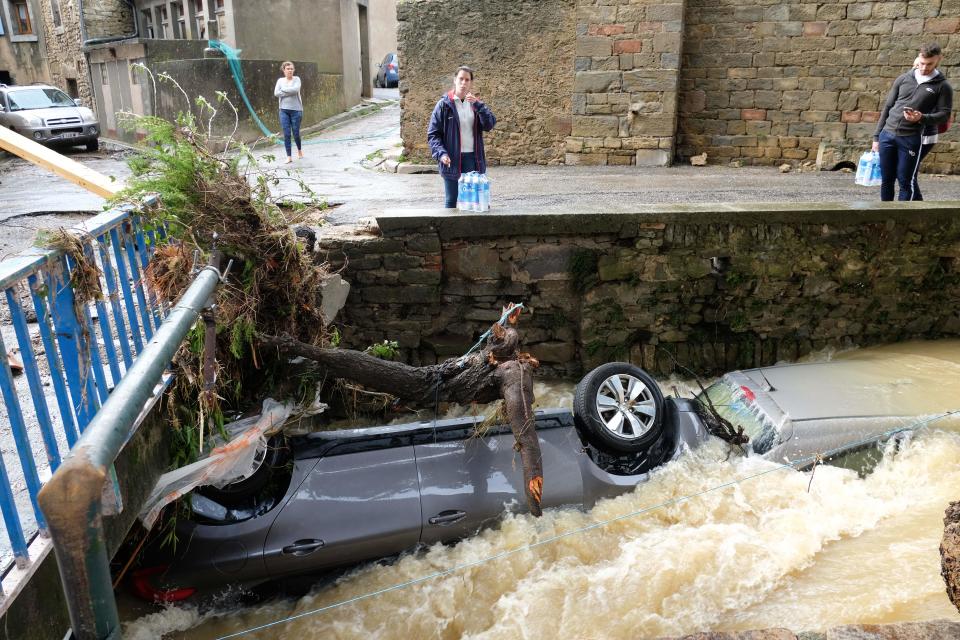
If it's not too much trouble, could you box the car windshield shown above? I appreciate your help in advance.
[695,379,781,454]
[8,88,75,111]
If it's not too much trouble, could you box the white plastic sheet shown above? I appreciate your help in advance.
[139,395,325,528]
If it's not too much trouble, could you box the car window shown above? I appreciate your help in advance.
[7,88,75,111]
[695,379,780,454]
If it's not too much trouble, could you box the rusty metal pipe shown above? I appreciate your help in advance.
[39,265,221,640]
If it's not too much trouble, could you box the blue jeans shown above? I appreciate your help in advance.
[280,109,302,158]
[443,153,477,208]
[878,130,923,201]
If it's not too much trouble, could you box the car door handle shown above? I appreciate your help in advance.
[429,510,467,526]
[282,539,325,556]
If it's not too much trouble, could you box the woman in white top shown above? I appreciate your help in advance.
[274,61,304,163]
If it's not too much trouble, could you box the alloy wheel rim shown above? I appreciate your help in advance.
[595,373,657,440]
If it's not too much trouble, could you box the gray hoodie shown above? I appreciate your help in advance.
[274,76,303,111]
[874,70,952,140]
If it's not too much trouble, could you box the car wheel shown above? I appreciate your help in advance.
[86,139,99,152]
[374,76,381,88]
[196,435,288,507]
[573,362,664,454]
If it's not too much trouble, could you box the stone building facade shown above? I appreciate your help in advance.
[399,0,960,172]
[34,0,132,108]
[0,0,50,85]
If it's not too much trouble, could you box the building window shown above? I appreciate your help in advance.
[12,1,33,34]
[157,4,168,39]
[50,0,61,27]
[215,0,223,9]
[174,0,185,38]
[141,9,154,38]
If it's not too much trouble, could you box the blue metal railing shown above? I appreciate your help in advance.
[0,204,166,574]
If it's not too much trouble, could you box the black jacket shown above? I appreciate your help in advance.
[875,70,953,140]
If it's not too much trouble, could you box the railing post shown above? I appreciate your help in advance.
[38,265,222,640]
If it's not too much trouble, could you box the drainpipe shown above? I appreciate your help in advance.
[78,0,139,47]
[38,264,223,640]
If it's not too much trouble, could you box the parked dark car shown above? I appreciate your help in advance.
[132,356,958,602]
[374,53,399,88]
[0,84,100,151]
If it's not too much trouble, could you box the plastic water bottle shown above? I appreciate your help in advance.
[869,153,883,186]
[457,174,468,210]
[479,174,490,212]
[855,152,870,186]
[470,172,480,212]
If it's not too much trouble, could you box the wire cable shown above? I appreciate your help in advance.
[213,409,958,639]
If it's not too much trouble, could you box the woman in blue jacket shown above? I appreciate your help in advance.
[427,66,497,208]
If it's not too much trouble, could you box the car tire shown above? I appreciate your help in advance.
[573,362,664,454]
[86,139,99,152]
[374,76,381,88]
[196,435,288,507]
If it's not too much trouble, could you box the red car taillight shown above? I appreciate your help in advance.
[388,63,397,70]
[130,565,197,603]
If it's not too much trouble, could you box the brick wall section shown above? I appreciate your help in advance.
[678,0,960,169]
[566,0,685,167]
[397,0,576,166]
[401,0,960,172]
[317,205,960,378]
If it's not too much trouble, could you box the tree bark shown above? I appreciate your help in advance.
[259,318,546,516]
[942,501,960,612]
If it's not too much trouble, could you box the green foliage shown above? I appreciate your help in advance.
[366,339,400,360]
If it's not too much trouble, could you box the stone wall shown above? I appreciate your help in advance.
[317,204,960,378]
[36,0,133,117]
[397,0,576,166]
[678,0,960,169]
[399,0,960,172]
[83,0,134,40]
[566,0,685,167]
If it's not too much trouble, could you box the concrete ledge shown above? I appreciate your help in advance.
[376,201,960,240]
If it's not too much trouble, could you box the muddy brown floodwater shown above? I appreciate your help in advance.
[124,342,960,639]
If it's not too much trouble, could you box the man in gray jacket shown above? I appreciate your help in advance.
[872,42,953,201]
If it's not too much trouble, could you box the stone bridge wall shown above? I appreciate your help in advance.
[317,204,960,378]
[399,0,960,172]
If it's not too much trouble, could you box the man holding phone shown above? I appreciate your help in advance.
[873,42,953,201]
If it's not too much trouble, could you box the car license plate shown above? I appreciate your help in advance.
[59,132,78,138]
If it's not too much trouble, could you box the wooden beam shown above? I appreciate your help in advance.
[0,126,121,198]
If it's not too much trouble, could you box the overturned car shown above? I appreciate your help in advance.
[132,350,959,602]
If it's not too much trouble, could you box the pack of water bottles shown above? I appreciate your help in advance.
[457,171,491,212]
[855,151,882,186]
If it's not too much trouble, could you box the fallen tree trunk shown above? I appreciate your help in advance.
[259,307,545,515]
[258,333,502,405]
[942,501,960,612]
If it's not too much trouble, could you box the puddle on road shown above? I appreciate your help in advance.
[123,341,960,639]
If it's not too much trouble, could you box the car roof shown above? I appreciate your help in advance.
[5,84,57,91]
[738,340,960,421]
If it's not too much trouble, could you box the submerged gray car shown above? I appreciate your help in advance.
[132,356,957,602]
[0,84,100,151]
